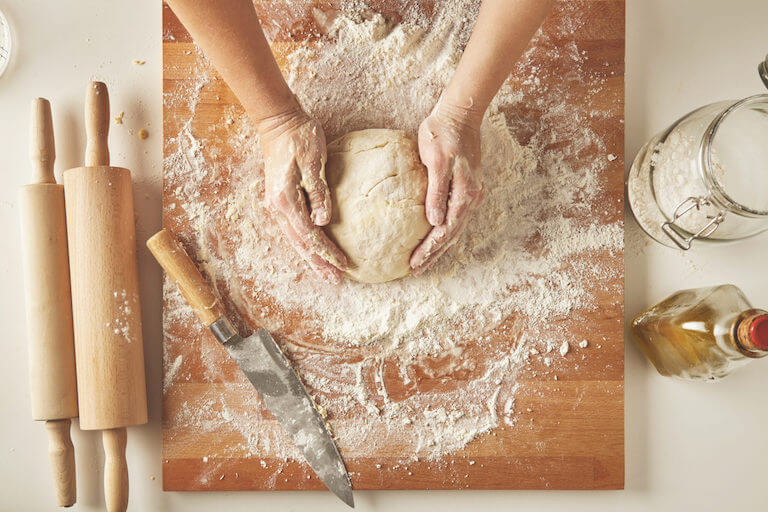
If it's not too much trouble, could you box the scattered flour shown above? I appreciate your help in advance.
[161,0,623,465]
[164,354,183,393]
[106,288,137,344]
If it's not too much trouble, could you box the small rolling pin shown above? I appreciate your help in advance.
[19,98,79,508]
[63,82,148,512]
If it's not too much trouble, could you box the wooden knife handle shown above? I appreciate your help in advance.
[45,419,76,507]
[103,428,128,512]
[85,81,110,167]
[147,229,225,326]
[30,98,56,184]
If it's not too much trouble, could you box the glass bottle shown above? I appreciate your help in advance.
[631,285,768,380]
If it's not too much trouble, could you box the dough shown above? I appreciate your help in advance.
[325,129,430,283]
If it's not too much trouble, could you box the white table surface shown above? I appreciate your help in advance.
[1,1,767,510]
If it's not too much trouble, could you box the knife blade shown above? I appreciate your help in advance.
[147,229,353,507]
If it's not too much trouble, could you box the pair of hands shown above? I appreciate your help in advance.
[258,98,484,283]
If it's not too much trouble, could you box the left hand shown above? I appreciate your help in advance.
[410,97,484,275]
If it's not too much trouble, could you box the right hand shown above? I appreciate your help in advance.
[258,103,348,283]
[410,97,484,275]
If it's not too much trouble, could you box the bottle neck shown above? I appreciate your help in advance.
[734,309,768,355]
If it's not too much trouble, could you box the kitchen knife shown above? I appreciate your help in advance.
[147,229,353,507]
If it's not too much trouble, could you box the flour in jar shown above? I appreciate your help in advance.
[163,0,622,462]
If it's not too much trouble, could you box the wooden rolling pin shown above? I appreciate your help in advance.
[19,98,79,508]
[63,82,148,512]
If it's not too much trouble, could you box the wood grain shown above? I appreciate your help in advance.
[45,419,77,507]
[20,97,79,506]
[63,165,148,430]
[161,0,625,491]
[63,82,148,431]
[147,230,226,327]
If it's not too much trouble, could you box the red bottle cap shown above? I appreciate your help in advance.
[749,315,768,350]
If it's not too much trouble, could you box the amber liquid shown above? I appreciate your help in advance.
[631,285,762,380]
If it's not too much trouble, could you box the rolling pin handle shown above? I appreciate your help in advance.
[30,98,56,184]
[103,428,128,512]
[85,81,110,167]
[146,229,227,327]
[45,419,76,507]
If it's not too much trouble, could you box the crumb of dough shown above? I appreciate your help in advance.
[114,111,124,125]
[559,341,570,357]
[138,129,149,140]
[133,59,146,65]
[578,340,589,348]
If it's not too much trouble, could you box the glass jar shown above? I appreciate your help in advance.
[628,94,768,249]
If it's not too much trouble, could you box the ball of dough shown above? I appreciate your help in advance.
[324,129,430,283]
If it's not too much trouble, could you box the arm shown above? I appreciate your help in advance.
[166,0,347,282]
[411,0,554,274]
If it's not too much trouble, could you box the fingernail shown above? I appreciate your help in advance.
[426,208,443,226]
[312,209,330,226]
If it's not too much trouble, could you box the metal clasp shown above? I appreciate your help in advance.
[661,196,726,250]
[209,317,238,345]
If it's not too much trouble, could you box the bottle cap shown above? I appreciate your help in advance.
[749,315,768,350]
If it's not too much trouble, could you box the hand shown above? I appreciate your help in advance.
[258,103,348,283]
[410,97,484,275]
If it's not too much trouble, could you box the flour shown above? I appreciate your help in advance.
[106,288,137,344]
[163,354,183,393]
[162,0,622,464]
[628,127,730,244]
[626,100,764,246]
[652,131,713,232]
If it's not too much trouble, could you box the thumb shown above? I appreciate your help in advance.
[300,157,332,226]
[423,152,451,226]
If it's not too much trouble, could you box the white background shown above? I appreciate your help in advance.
[1,1,767,510]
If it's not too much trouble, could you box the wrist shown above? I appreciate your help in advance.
[253,95,308,139]
[434,90,485,130]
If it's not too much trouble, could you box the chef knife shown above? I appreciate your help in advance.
[146,229,353,507]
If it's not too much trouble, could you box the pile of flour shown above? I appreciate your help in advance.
[162,0,622,463]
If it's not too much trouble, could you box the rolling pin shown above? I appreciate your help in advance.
[63,82,148,512]
[19,98,79,508]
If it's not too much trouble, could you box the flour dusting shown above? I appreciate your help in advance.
[161,0,623,466]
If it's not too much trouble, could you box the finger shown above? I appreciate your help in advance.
[284,194,349,271]
[275,214,342,283]
[410,216,467,275]
[300,152,332,226]
[410,172,480,273]
[420,147,451,227]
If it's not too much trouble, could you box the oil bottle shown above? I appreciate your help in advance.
[631,285,768,380]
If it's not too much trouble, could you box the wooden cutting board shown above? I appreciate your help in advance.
[161,0,625,491]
